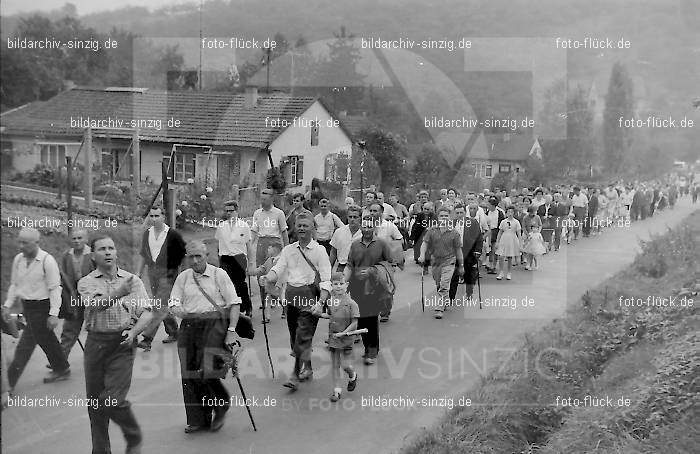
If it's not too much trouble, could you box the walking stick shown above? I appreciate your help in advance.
[420,265,425,313]
[77,337,85,352]
[260,292,275,379]
[227,341,258,431]
[475,252,483,310]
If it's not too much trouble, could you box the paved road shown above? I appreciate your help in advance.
[2,198,697,454]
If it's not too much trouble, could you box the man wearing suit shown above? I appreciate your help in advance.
[57,228,96,362]
[449,204,483,303]
[137,205,187,351]
[548,193,568,251]
[584,188,599,237]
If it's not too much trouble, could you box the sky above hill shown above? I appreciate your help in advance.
[1,0,191,15]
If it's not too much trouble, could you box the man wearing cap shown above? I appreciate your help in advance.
[216,200,255,316]
[251,189,289,305]
[3,227,71,388]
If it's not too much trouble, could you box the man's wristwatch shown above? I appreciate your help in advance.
[227,327,237,333]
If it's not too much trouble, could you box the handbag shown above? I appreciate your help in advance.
[297,245,322,298]
[191,270,255,340]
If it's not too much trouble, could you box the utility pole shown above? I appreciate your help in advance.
[199,0,203,90]
[84,127,93,208]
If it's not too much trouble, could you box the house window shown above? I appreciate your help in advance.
[102,148,132,180]
[289,155,304,186]
[471,163,494,178]
[310,120,319,147]
[484,165,493,178]
[40,144,66,168]
[499,164,511,173]
[249,159,256,174]
[163,152,195,183]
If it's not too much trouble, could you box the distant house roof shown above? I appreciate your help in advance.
[471,132,535,162]
[0,87,327,148]
[337,113,373,140]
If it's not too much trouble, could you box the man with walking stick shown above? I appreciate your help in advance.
[450,204,483,307]
[168,240,242,433]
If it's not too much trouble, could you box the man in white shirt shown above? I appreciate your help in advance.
[3,227,70,388]
[313,198,344,256]
[376,192,397,220]
[569,186,589,240]
[216,200,255,316]
[329,205,363,273]
[264,213,331,390]
[251,189,289,305]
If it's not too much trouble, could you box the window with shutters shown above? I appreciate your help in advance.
[40,144,66,168]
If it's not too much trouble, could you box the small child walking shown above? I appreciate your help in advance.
[495,206,522,280]
[313,272,359,402]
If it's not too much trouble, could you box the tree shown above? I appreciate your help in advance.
[411,143,451,190]
[316,26,365,112]
[566,85,595,176]
[603,62,634,175]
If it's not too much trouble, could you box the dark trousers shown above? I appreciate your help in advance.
[286,305,319,376]
[8,299,69,387]
[219,255,252,315]
[177,318,230,427]
[60,306,84,359]
[572,207,586,238]
[449,254,475,300]
[583,214,594,236]
[142,270,178,340]
[84,332,141,454]
[318,239,332,256]
[285,285,319,376]
[357,315,379,359]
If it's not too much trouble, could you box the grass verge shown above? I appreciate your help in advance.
[401,211,699,454]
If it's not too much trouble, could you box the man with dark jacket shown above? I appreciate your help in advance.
[584,188,599,237]
[136,205,186,351]
[57,228,96,361]
[409,201,436,264]
[449,204,482,304]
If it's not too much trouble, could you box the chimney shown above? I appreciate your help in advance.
[244,85,259,108]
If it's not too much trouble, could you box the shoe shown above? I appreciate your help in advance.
[487,269,497,275]
[347,373,358,392]
[281,313,286,319]
[282,379,299,391]
[297,369,313,381]
[43,368,70,383]
[380,315,389,323]
[364,357,376,365]
[184,425,209,434]
[137,340,152,352]
[524,264,530,270]
[329,389,341,402]
[496,273,504,280]
[210,405,229,432]
[290,351,296,357]
[506,273,512,280]
[434,311,443,319]
[162,335,177,344]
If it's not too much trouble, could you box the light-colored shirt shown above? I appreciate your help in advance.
[314,211,344,241]
[486,207,504,230]
[270,240,332,293]
[571,193,589,208]
[215,218,252,256]
[382,203,397,220]
[376,219,403,242]
[329,225,363,265]
[252,206,287,238]
[148,225,170,262]
[4,249,62,316]
[169,264,241,314]
[78,268,151,333]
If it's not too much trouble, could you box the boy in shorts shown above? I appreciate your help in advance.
[312,272,359,402]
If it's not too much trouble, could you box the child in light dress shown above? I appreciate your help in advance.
[495,206,522,280]
[523,224,547,270]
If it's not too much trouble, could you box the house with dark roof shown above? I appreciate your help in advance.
[0,86,353,192]
[468,132,540,181]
